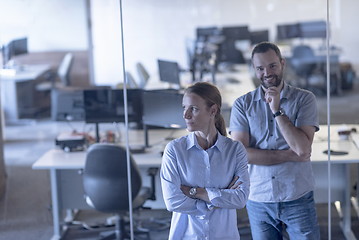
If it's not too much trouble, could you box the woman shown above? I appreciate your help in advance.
[160,82,249,240]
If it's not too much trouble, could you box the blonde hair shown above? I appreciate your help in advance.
[185,82,227,136]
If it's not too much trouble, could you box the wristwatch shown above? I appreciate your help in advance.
[189,187,197,196]
[273,108,286,118]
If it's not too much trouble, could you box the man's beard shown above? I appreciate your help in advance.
[260,73,283,89]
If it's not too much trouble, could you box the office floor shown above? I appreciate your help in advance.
[0,81,359,240]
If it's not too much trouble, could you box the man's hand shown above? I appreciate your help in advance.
[265,86,281,113]
[285,149,311,162]
[227,176,242,189]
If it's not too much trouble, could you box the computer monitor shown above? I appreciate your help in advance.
[196,26,220,41]
[221,26,250,41]
[142,89,185,129]
[217,26,250,64]
[250,30,269,45]
[83,88,143,125]
[276,23,300,40]
[51,88,85,121]
[218,42,246,64]
[299,20,326,38]
[158,59,181,87]
[1,37,28,65]
[11,38,28,56]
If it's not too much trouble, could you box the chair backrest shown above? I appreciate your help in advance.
[125,71,138,88]
[136,62,150,88]
[292,45,315,59]
[58,53,74,87]
[83,143,142,213]
[290,45,316,76]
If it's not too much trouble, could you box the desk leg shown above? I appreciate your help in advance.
[351,164,359,219]
[338,165,356,240]
[351,197,359,219]
[50,169,61,240]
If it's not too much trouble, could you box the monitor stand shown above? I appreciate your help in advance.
[144,124,150,147]
[95,123,100,142]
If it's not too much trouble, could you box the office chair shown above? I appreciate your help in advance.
[125,71,138,88]
[115,72,138,89]
[290,45,317,89]
[36,52,74,91]
[136,63,150,88]
[83,143,157,240]
[57,52,74,87]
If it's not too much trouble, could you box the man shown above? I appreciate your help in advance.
[229,42,320,239]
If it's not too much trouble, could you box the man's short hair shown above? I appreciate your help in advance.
[251,41,283,61]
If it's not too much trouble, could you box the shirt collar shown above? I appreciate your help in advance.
[280,82,291,100]
[186,132,225,152]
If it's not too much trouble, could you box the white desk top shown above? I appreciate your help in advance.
[311,124,359,163]
[33,124,359,171]
[0,64,51,82]
[32,147,163,170]
[32,128,188,170]
[315,124,358,142]
[311,140,359,163]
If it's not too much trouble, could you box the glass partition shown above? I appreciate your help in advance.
[118,0,359,239]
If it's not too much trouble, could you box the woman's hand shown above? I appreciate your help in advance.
[180,185,193,198]
[181,175,242,199]
[181,185,210,202]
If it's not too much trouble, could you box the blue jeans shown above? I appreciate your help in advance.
[246,191,320,240]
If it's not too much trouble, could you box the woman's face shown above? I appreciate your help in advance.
[182,92,215,132]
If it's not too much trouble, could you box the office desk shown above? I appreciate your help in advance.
[144,64,256,111]
[312,125,359,240]
[33,125,359,240]
[32,128,186,240]
[0,64,51,124]
[33,148,165,240]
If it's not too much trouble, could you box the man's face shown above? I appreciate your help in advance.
[252,49,285,89]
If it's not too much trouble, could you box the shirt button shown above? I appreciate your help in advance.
[272,176,275,179]
[270,134,273,136]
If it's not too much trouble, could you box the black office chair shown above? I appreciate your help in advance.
[83,143,155,240]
